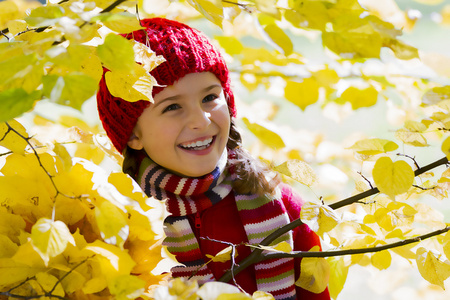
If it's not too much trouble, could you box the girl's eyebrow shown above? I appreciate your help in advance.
[153,84,222,108]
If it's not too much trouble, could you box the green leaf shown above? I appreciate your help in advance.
[372,157,415,199]
[43,74,98,110]
[285,78,320,110]
[242,118,285,149]
[97,33,135,72]
[25,5,64,27]
[0,89,41,122]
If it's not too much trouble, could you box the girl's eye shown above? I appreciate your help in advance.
[203,94,218,103]
[162,103,180,113]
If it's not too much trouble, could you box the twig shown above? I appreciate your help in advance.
[262,226,450,260]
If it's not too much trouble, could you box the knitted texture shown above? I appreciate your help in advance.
[97,18,236,153]
[137,154,297,300]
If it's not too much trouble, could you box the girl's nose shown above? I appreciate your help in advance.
[188,106,211,130]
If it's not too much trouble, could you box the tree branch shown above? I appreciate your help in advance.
[262,226,450,260]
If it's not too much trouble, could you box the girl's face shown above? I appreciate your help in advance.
[128,72,231,177]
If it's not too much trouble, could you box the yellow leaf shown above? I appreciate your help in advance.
[416,247,450,289]
[105,63,156,102]
[97,33,135,72]
[372,157,414,199]
[95,200,128,248]
[85,240,136,280]
[82,276,108,294]
[31,218,75,266]
[285,78,320,110]
[274,159,317,187]
[36,272,65,297]
[0,119,29,153]
[296,246,330,293]
[262,23,293,55]
[322,31,382,58]
[348,138,398,155]
[255,0,280,19]
[339,86,378,110]
[195,0,224,28]
[97,12,145,33]
[371,250,391,270]
[206,246,235,263]
[327,256,348,300]
[395,128,428,147]
[387,39,419,60]
[52,263,86,294]
[300,202,340,237]
[256,241,293,253]
[216,36,244,56]
[242,118,285,149]
[108,172,150,211]
[442,136,450,161]
[0,234,18,258]
[252,291,275,299]
[109,274,146,300]
[133,41,165,73]
[6,19,27,35]
[0,258,42,286]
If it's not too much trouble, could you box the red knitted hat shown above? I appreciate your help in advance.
[97,18,236,154]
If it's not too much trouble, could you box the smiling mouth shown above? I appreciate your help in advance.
[179,136,214,150]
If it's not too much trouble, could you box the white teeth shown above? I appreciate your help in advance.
[181,137,213,149]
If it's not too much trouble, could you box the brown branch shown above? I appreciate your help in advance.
[262,226,450,260]
[219,156,449,283]
[4,122,75,200]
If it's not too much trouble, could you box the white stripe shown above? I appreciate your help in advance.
[174,177,188,194]
[255,258,292,270]
[176,195,187,215]
[258,274,295,291]
[186,179,198,195]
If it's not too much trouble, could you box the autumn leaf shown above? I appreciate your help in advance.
[300,202,340,237]
[416,247,450,289]
[104,64,156,102]
[296,246,330,293]
[97,33,135,72]
[31,218,76,266]
[285,78,320,110]
[372,157,414,199]
[274,159,317,187]
[206,246,235,263]
[348,138,398,155]
[242,118,285,149]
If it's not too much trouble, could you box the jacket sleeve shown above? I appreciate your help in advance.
[279,183,331,300]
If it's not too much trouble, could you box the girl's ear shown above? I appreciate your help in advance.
[127,133,144,150]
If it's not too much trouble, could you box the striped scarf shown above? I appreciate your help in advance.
[137,152,297,300]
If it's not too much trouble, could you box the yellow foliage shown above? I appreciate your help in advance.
[300,202,340,237]
[295,246,330,293]
[372,157,415,199]
[284,78,320,111]
[274,159,317,187]
[348,138,398,155]
[416,247,450,289]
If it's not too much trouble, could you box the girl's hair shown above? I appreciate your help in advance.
[123,120,280,196]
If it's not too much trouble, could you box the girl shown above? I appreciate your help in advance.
[97,18,330,300]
